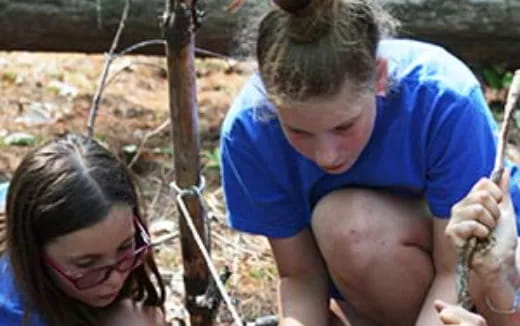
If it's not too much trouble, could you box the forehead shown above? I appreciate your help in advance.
[44,205,135,259]
[276,84,372,130]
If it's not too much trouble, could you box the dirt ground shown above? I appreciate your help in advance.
[0,50,518,325]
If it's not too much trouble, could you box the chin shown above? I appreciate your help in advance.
[83,295,119,308]
[322,160,356,174]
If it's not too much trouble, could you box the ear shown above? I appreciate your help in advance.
[375,57,388,96]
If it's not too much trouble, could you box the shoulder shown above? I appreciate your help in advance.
[0,255,22,311]
[222,73,278,140]
[221,73,295,163]
[377,40,493,131]
[0,256,45,326]
[379,39,481,98]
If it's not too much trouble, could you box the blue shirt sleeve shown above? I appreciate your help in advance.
[221,130,307,238]
[425,87,497,217]
[0,256,46,326]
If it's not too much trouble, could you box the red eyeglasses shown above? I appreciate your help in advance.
[44,216,151,290]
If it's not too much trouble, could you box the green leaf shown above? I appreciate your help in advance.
[502,72,514,88]
[483,68,502,90]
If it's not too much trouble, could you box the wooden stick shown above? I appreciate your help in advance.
[493,70,520,180]
[163,0,222,325]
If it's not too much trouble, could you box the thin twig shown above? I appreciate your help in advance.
[149,176,165,218]
[104,61,166,89]
[87,0,131,138]
[116,39,166,57]
[494,70,520,175]
[195,48,234,60]
[128,119,171,169]
[152,231,180,247]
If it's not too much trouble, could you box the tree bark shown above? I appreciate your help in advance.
[0,0,519,66]
[0,0,269,58]
[383,0,520,67]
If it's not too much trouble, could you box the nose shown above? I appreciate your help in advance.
[103,268,127,291]
[314,134,340,167]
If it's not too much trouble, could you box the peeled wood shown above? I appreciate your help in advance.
[0,0,519,66]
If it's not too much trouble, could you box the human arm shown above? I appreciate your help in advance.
[415,218,459,326]
[444,173,520,326]
[269,228,330,326]
[415,83,503,324]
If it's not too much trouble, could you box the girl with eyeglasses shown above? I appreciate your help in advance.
[0,134,166,326]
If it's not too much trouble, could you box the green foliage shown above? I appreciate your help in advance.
[1,71,18,83]
[482,65,514,90]
[248,264,277,281]
[203,147,221,170]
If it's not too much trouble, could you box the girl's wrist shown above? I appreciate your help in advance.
[485,289,520,315]
[485,282,520,314]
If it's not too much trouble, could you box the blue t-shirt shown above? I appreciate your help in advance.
[0,255,45,326]
[220,39,520,238]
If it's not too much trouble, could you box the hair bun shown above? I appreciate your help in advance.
[284,0,333,43]
[273,0,311,14]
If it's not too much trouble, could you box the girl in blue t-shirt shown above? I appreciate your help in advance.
[0,134,167,326]
[221,0,520,324]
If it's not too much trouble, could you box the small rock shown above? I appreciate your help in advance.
[48,80,78,98]
[15,102,56,125]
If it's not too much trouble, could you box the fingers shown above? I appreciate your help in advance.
[435,300,488,326]
[460,202,498,230]
[471,177,503,202]
[447,176,507,245]
[450,220,490,242]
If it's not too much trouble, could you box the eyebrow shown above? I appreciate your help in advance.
[70,233,135,263]
[284,116,359,133]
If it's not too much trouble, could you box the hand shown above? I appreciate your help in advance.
[434,300,487,326]
[446,170,518,282]
[103,299,168,326]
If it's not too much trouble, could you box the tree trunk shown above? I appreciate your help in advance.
[0,0,518,66]
[0,0,269,58]
[383,0,520,67]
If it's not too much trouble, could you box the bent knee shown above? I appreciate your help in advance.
[311,188,377,240]
[311,188,432,268]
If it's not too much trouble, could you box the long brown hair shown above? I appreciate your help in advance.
[5,133,165,325]
[257,0,399,106]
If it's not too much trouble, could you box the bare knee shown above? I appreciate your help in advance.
[311,187,433,291]
[312,189,381,275]
[312,188,431,257]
